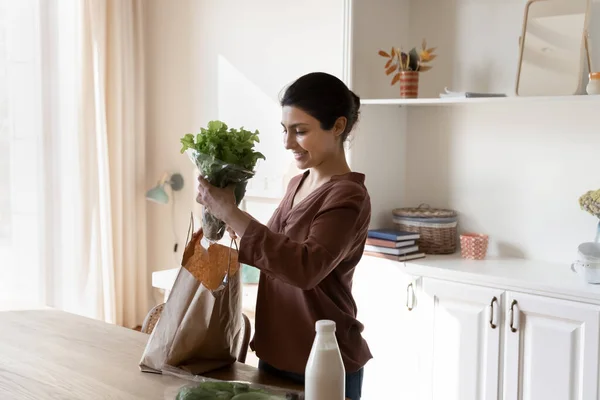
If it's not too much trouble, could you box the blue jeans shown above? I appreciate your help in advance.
[258,360,364,400]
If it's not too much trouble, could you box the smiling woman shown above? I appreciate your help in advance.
[195,72,371,400]
[278,72,360,207]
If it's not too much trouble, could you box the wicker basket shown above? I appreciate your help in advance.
[392,204,458,254]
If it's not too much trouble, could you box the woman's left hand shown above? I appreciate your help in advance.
[196,176,237,221]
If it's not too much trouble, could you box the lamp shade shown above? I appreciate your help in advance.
[146,185,169,204]
[146,172,184,204]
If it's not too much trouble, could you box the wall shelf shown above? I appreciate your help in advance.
[360,94,600,106]
[348,0,600,265]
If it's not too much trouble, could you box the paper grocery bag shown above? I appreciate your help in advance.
[139,221,243,375]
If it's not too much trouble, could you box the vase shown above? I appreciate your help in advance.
[596,220,600,243]
[399,71,419,98]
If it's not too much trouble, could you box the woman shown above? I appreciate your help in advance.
[196,72,372,400]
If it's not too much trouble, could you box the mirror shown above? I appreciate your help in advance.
[516,0,591,96]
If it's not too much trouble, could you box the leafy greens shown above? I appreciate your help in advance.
[180,120,265,242]
[180,120,265,172]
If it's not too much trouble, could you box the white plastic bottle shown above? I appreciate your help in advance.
[304,320,345,400]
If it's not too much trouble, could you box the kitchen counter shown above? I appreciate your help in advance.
[362,253,600,304]
[154,253,600,305]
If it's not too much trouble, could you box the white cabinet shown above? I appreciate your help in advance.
[355,256,600,400]
[503,292,600,400]
[420,278,504,400]
[414,276,600,400]
[352,260,423,400]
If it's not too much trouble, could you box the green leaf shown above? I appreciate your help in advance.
[181,120,266,172]
[180,133,196,153]
[207,120,226,132]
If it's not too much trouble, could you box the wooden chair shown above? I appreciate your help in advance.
[141,303,252,364]
[140,303,165,336]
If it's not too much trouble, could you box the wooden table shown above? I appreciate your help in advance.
[0,309,303,399]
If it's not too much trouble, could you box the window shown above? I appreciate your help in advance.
[0,1,9,244]
[0,0,44,307]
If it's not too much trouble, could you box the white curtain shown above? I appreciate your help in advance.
[74,0,148,326]
[37,0,148,327]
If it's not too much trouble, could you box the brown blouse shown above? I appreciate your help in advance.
[238,170,373,374]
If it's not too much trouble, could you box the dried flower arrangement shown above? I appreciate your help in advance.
[579,188,600,242]
[378,39,437,86]
[580,189,600,219]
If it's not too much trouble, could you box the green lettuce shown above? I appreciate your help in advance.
[180,121,266,241]
[175,381,292,400]
[180,120,265,173]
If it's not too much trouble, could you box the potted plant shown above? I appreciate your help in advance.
[378,39,436,98]
[579,188,600,242]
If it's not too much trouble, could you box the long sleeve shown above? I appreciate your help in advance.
[238,186,369,290]
[245,172,373,375]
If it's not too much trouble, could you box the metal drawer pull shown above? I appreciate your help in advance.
[509,299,519,333]
[406,283,414,311]
[489,296,498,329]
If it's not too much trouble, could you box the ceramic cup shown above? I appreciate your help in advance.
[571,242,600,284]
[460,233,489,260]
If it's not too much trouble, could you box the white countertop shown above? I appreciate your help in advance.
[363,254,600,304]
[152,267,179,291]
[153,254,600,305]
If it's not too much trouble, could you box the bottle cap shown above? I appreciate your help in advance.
[315,320,336,333]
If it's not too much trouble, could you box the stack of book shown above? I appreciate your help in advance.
[364,228,426,261]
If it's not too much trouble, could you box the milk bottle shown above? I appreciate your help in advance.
[304,320,345,400]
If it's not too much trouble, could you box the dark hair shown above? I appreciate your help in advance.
[280,72,360,142]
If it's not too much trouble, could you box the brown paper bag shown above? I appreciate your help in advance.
[139,218,243,375]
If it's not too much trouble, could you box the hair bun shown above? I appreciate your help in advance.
[350,91,361,107]
[349,91,361,126]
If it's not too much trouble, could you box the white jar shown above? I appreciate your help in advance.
[587,72,600,95]
[304,320,345,400]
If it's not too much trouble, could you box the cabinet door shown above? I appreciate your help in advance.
[421,278,503,400]
[352,258,423,400]
[503,292,600,400]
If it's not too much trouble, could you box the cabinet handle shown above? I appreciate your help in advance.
[489,296,498,329]
[509,299,519,333]
[406,283,414,311]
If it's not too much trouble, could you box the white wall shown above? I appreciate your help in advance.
[354,0,600,99]
[351,0,528,99]
[356,100,600,265]
[350,0,600,265]
[143,0,600,292]
[351,0,410,98]
[404,101,600,264]
[350,105,408,228]
[143,0,346,300]
[144,1,197,298]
